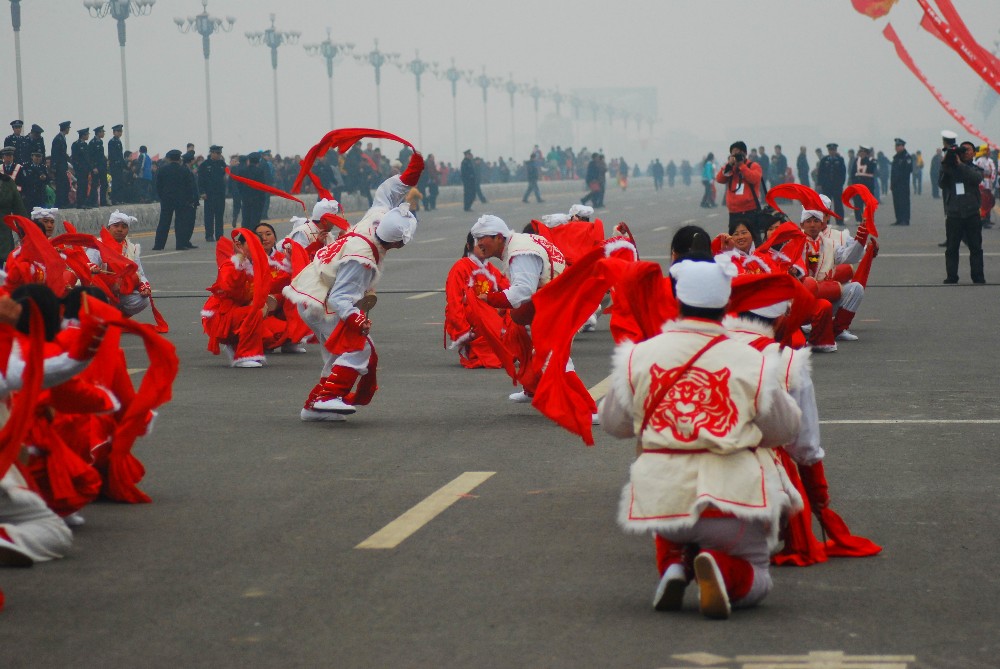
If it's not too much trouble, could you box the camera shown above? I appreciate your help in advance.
[733,152,746,163]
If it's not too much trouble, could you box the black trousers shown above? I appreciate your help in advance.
[176,204,196,248]
[204,195,226,240]
[92,170,108,206]
[892,184,910,224]
[231,192,242,225]
[522,180,542,202]
[463,184,476,211]
[242,200,263,230]
[54,169,70,207]
[154,201,181,249]
[945,213,984,282]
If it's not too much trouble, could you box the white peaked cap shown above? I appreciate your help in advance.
[312,198,341,221]
[568,204,594,218]
[376,203,417,244]
[31,207,58,220]
[669,256,737,309]
[942,130,958,141]
[470,214,512,238]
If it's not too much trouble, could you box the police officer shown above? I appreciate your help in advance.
[51,121,71,207]
[3,120,30,166]
[198,144,227,242]
[108,124,124,204]
[20,151,49,210]
[26,124,45,162]
[0,147,23,191]
[72,128,92,208]
[89,125,108,207]
[816,143,847,219]
[154,149,199,251]
[850,146,878,223]
[239,152,267,229]
[890,138,913,226]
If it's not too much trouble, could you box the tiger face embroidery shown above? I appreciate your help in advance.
[645,364,739,442]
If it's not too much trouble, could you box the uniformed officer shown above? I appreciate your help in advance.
[0,147,23,191]
[890,137,913,226]
[72,128,92,208]
[816,143,847,219]
[108,124,124,204]
[51,121,72,207]
[154,149,199,251]
[20,151,49,210]
[197,144,227,242]
[850,146,878,223]
[3,120,29,167]
[89,125,108,207]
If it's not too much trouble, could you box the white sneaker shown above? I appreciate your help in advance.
[281,343,308,354]
[835,330,859,341]
[311,397,357,414]
[591,412,601,425]
[580,313,598,333]
[233,359,264,368]
[220,344,235,364]
[508,390,533,403]
[800,324,812,335]
[64,512,86,527]
[300,408,347,422]
[811,343,838,353]
[693,552,731,620]
[653,563,689,611]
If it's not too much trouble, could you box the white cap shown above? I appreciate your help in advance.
[375,203,417,245]
[750,300,789,319]
[942,130,958,141]
[541,213,570,227]
[107,209,132,227]
[800,208,825,224]
[311,198,341,221]
[819,194,833,210]
[568,204,594,219]
[669,257,737,309]
[470,214,512,238]
[31,207,58,221]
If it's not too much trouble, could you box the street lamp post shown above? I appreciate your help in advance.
[354,39,399,146]
[438,58,469,161]
[246,13,300,154]
[504,74,520,159]
[475,66,498,160]
[569,94,582,148]
[398,50,433,148]
[84,0,156,148]
[7,0,24,119]
[304,28,353,128]
[528,81,543,139]
[175,0,234,147]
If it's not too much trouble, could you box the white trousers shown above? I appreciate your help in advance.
[298,304,372,377]
[0,468,72,562]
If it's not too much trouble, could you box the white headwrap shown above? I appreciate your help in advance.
[311,198,342,221]
[750,300,789,319]
[800,208,824,224]
[470,214,512,239]
[107,209,133,227]
[669,257,736,309]
[541,213,569,227]
[30,207,57,221]
[819,194,832,210]
[375,203,417,245]
[568,204,594,219]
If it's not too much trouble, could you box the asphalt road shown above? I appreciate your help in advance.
[2,180,998,669]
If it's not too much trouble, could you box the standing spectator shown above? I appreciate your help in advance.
[198,145,227,242]
[876,150,891,196]
[680,159,692,186]
[796,146,811,187]
[770,145,788,187]
[700,152,717,208]
[108,125,124,204]
[88,126,108,207]
[4,120,29,166]
[461,149,478,212]
[229,154,245,226]
[850,146,877,223]
[135,145,153,203]
[666,159,677,187]
[940,137,984,284]
[0,163,26,265]
[51,121,71,207]
[651,159,664,190]
[912,150,924,195]
[580,152,601,207]
[153,149,198,251]
[183,143,196,162]
[20,151,48,210]
[522,155,544,203]
[26,124,45,162]
[716,141,764,236]
[974,144,996,229]
[929,148,943,199]
[756,145,770,193]
[817,143,847,219]
[71,128,91,207]
[261,150,275,218]
[424,153,440,210]
[890,138,913,226]
[617,157,629,191]
[239,152,268,229]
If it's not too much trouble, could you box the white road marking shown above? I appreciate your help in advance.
[356,472,495,550]
[407,291,441,300]
[127,368,147,375]
[417,237,447,244]
[652,226,670,232]
[877,252,1000,257]
[145,250,186,258]
[681,218,698,224]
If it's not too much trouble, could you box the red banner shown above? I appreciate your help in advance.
[928,0,1000,72]
[916,0,1000,96]
[882,24,997,147]
[851,0,898,19]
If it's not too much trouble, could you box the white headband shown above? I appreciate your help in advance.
[30,207,58,221]
[470,214,511,239]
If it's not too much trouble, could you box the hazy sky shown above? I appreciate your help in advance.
[2,0,997,164]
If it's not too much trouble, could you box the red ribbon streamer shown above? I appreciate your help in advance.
[225,167,305,211]
[291,128,414,194]
[916,0,1000,96]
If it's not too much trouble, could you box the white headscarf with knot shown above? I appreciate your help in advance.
[312,198,341,221]
[470,214,512,239]
[669,256,737,309]
[568,204,594,219]
[375,203,417,245]
[107,210,135,227]
[30,207,58,221]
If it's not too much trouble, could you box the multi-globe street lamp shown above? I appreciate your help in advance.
[398,50,434,149]
[475,66,500,159]
[174,0,234,147]
[246,13,300,154]
[304,28,354,128]
[83,0,156,148]
[354,39,399,145]
[438,58,470,161]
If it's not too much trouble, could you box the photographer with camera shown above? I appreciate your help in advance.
[716,141,765,237]
[939,131,985,284]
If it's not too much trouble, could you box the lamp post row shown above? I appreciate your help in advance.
[7,2,650,157]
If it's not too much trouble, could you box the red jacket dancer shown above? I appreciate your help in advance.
[284,157,423,422]
[444,233,511,369]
